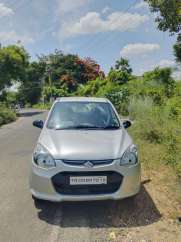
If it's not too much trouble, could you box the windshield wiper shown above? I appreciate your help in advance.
[103,125,120,129]
[72,125,103,129]
[55,125,102,130]
[55,124,120,130]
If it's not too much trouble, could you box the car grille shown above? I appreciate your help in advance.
[61,159,113,166]
[51,171,123,195]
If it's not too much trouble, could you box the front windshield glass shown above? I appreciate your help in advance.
[47,101,120,130]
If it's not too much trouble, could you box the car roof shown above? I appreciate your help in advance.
[55,97,109,103]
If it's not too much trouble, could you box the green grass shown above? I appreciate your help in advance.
[128,97,181,179]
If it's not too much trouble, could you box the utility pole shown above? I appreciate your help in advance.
[40,77,45,105]
[45,58,53,103]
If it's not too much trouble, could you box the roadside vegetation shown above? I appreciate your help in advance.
[78,64,181,179]
[0,104,16,126]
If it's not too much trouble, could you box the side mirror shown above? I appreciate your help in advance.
[123,120,131,129]
[33,120,44,129]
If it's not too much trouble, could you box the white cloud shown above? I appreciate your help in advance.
[150,59,176,70]
[120,43,160,57]
[57,0,90,15]
[172,71,181,80]
[102,6,111,14]
[134,1,148,9]
[0,31,34,45]
[154,59,181,80]
[156,59,175,68]
[63,11,149,37]
[134,59,181,80]
[0,3,14,17]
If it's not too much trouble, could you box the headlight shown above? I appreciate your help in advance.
[33,144,56,169]
[120,145,138,166]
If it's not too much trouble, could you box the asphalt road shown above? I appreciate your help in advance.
[0,109,165,242]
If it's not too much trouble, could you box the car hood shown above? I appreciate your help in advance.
[39,128,132,160]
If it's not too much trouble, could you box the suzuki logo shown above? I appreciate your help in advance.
[84,161,94,168]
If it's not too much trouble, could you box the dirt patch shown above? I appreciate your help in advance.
[107,165,181,242]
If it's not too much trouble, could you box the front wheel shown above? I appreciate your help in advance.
[32,195,44,204]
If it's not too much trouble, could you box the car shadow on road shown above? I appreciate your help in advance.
[34,182,162,228]
[18,110,45,117]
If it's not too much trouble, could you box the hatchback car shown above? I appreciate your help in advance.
[30,97,140,202]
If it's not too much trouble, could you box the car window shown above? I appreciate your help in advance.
[47,101,120,130]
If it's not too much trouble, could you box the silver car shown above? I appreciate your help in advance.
[30,97,140,202]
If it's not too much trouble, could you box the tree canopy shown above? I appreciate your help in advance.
[173,34,181,63]
[145,0,181,63]
[145,0,181,34]
[0,44,179,106]
[108,58,132,84]
[0,45,29,90]
[26,50,104,104]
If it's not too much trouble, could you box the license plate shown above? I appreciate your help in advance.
[70,176,107,185]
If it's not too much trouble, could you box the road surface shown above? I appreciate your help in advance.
[0,109,180,242]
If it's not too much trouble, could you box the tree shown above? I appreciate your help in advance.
[42,86,68,102]
[76,77,107,97]
[37,51,105,96]
[38,51,104,92]
[145,0,181,62]
[0,90,18,106]
[173,34,181,62]
[18,62,45,105]
[145,0,181,34]
[39,51,80,87]
[143,67,175,97]
[108,58,132,84]
[75,57,105,83]
[115,58,132,74]
[60,74,77,92]
[0,45,29,91]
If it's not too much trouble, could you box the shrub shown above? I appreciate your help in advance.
[42,86,68,102]
[128,97,154,119]
[32,102,51,110]
[143,67,175,97]
[105,87,130,116]
[128,97,181,176]
[165,96,181,118]
[0,105,16,126]
[76,78,107,97]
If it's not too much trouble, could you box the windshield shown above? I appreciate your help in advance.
[47,101,120,130]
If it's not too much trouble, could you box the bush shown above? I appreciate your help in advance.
[128,97,181,176]
[105,87,130,116]
[0,105,16,126]
[128,97,154,120]
[32,103,51,110]
[165,96,181,118]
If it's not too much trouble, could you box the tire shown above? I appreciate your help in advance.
[32,195,43,203]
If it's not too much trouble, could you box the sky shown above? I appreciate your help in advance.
[0,0,180,78]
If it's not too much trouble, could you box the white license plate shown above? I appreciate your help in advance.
[70,176,107,185]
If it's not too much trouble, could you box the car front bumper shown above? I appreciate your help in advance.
[29,159,141,202]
